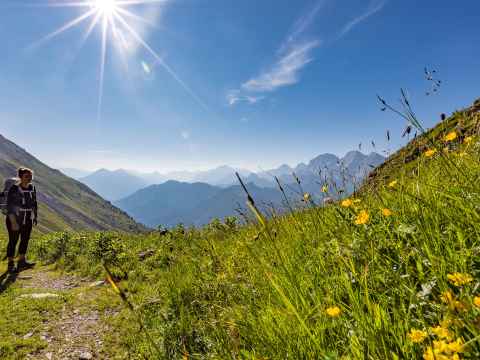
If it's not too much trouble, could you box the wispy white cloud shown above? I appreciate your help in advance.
[227,90,265,106]
[338,0,387,38]
[280,0,326,53]
[242,40,321,92]
[227,0,325,105]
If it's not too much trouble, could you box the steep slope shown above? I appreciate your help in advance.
[115,180,220,227]
[0,134,144,233]
[80,169,149,201]
[363,97,480,190]
[185,183,284,226]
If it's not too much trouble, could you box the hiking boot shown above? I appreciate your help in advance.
[7,261,16,273]
[17,259,35,271]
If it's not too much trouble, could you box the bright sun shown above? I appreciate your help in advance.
[28,0,209,119]
[93,0,118,14]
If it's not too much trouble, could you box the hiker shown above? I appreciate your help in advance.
[3,168,38,273]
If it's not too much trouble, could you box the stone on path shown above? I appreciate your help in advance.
[19,293,60,299]
[17,275,33,280]
[79,351,93,359]
[89,280,105,287]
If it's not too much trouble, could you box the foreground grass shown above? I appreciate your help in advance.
[2,108,480,359]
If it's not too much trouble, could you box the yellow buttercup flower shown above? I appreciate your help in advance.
[433,340,449,353]
[440,290,466,311]
[408,328,428,343]
[473,296,480,307]
[431,326,451,339]
[464,136,473,144]
[353,199,362,204]
[447,338,464,353]
[388,180,397,188]
[444,131,457,142]
[440,290,454,304]
[382,208,393,217]
[424,148,437,157]
[341,198,353,207]
[303,193,311,202]
[326,306,341,317]
[447,272,473,287]
[321,184,328,193]
[422,347,452,360]
[354,210,369,225]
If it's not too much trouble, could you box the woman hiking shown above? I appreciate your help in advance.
[5,167,38,273]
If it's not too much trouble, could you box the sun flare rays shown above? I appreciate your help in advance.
[24,0,207,120]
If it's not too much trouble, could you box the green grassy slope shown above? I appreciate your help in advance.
[0,134,145,233]
[2,99,480,359]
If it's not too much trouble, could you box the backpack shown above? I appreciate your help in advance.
[0,178,19,216]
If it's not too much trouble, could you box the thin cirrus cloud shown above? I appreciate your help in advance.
[227,0,325,105]
[226,90,265,106]
[226,0,387,106]
[337,0,387,39]
[241,40,321,92]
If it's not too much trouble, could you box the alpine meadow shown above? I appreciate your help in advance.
[1,0,480,359]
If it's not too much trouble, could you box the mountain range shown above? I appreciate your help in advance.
[0,134,144,233]
[113,151,385,228]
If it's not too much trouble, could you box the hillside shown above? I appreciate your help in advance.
[115,181,221,227]
[0,134,145,233]
[363,98,480,189]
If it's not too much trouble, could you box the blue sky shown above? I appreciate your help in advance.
[0,0,479,172]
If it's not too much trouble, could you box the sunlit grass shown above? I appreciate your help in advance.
[3,107,479,359]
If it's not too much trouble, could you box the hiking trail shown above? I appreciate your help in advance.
[0,265,120,359]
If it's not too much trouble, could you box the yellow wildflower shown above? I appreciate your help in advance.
[382,208,393,217]
[341,198,353,207]
[447,272,473,287]
[422,347,450,360]
[433,340,450,353]
[473,296,480,307]
[408,328,428,343]
[464,136,473,144]
[424,148,437,157]
[441,290,455,304]
[303,193,311,202]
[388,180,397,188]
[354,210,369,225]
[440,291,466,311]
[431,326,451,339]
[353,199,362,203]
[444,131,457,142]
[326,306,341,317]
[321,184,328,193]
[447,338,464,353]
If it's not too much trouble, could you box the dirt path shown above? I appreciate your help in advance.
[13,267,119,360]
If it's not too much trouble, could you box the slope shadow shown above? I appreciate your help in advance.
[0,270,18,294]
